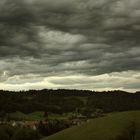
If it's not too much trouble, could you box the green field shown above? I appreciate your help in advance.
[9,111,45,120]
[42,111,140,140]
[8,111,74,121]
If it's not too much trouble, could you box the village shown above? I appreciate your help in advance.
[0,109,103,133]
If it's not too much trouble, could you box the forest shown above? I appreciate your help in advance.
[0,89,140,114]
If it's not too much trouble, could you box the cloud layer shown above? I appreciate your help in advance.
[0,0,140,91]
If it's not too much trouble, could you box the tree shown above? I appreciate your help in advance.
[112,121,140,140]
[128,121,137,140]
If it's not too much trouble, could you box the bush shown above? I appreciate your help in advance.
[38,119,70,136]
[0,130,9,140]
[0,125,14,140]
[12,128,40,140]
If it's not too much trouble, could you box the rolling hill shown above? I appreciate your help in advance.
[42,111,140,140]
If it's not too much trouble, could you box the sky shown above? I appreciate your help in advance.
[0,0,140,91]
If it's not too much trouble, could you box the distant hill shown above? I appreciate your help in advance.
[42,111,140,140]
[0,89,140,114]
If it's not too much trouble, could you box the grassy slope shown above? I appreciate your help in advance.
[42,111,140,140]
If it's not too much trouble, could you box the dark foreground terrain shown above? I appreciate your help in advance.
[0,89,140,140]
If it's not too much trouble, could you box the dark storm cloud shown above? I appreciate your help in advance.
[0,0,140,80]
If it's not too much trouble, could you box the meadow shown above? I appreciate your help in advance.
[42,111,140,140]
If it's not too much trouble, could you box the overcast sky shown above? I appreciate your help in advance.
[0,0,140,91]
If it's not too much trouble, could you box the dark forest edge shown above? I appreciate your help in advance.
[0,89,140,95]
[0,89,140,114]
